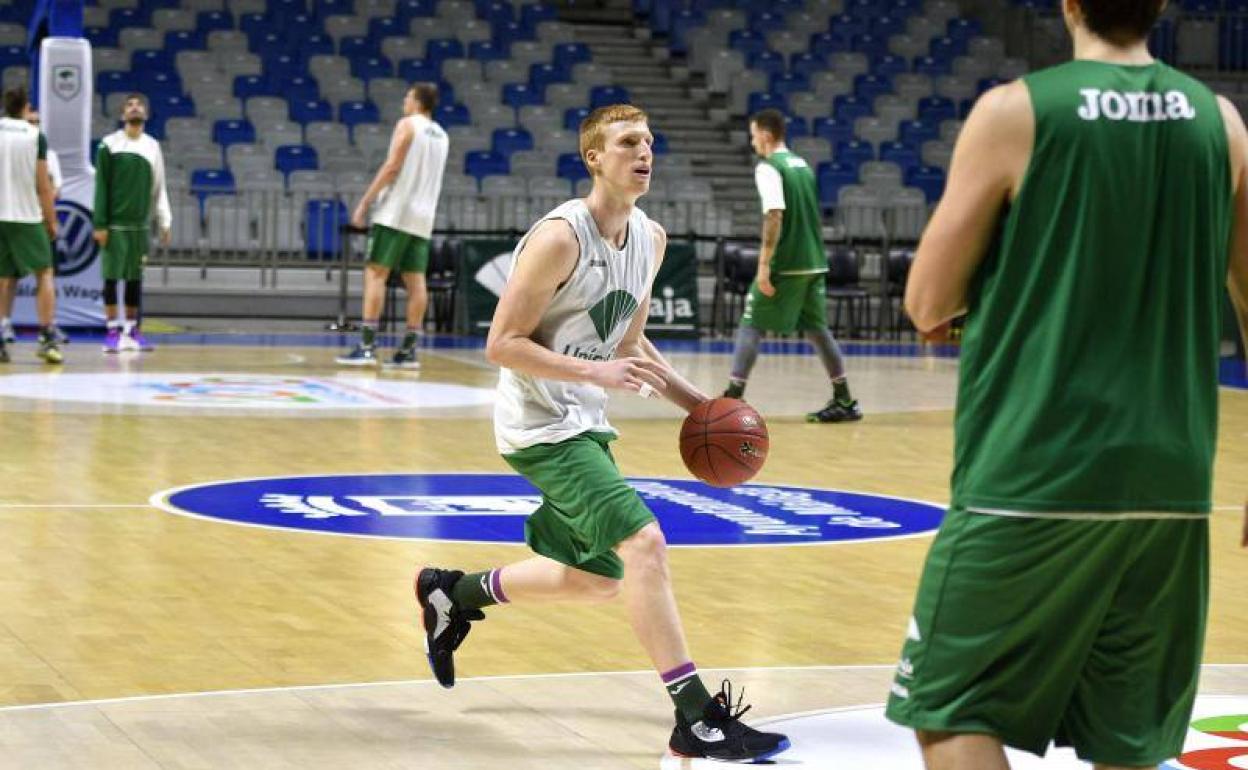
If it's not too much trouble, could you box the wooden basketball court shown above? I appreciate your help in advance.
[0,335,1244,768]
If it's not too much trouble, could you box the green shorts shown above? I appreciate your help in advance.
[502,431,656,580]
[368,224,430,273]
[885,507,1209,766]
[0,221,53,278]
[740,271,828,334]
[101,227,149,281]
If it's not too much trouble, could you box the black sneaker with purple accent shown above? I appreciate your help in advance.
[668,680,791,763]
[414,567,484,689]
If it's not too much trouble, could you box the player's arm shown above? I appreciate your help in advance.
[1217,94,1248,548]
[485,219,667,393]
[351,119,414,227]
[616,221,710,412]
[754,163,785,297]
[152,145,173,245]
[35,135,55,239]
[93,142,111,246]
[904,81,1033,335]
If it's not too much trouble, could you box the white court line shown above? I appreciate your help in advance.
[0,663,1242,715]
[0,503,150,508]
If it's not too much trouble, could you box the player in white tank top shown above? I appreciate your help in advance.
[410,106,790,762]
[341,83,448,368]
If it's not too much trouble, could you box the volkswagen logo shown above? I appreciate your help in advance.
[54,199,99,277]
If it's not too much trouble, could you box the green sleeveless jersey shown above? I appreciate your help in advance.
[952,60,1232,515]
[763,150,827,274]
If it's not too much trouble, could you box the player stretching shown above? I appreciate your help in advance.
[887,1,1248,768]
[0,87,61,364]
[341,82,448,368]
[93,93,171,353]
[412,105,790,762]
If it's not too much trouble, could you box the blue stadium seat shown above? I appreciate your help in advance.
[86,27,120,48]
[529,63,568,91]
[670,9,705,55]
[396,0,437,25]
[190,169,236,208]
[436,102,471,127]
[131,49,173,72]
[399,58,440,83]
[492,128,534,157]
[929,36,967,62]
[139,71,182,99]
[464,150,509,183]
[850,33,887,59]
[977,77,1004,94]
[845,0,885,18]
[590,85,630,109]
[828,14,868,39]
[834,140,874,169]
[813,117,854,146]
[276,145,319,178]
[264,53,304,86]
[305,199,348,259]
[810,32,845,59]
[790,52,827,78]
[313,0,352,19]
[946,18,982,44]
[557,152,589,183]
[234,75,273,100]
[564,107,591,130]
[833,94,871,122]
[240,12,273,40]
[289,99,333,125]
[367,17,404,49]
[339,101,380,134]
[97,71,138,100]
[817,161,858,207]
[152,94,195,120]
[196,10,234,33]
[871,15,905,38]
[905,165,945,203]
[214,119,256,149]
[748,92,787,115]
[503,83,544,110]
[470,41,510,64]
[0,46,22,71]
[164,29,206,53]
[898,119,938,149]
[301,34,336,58]
[879,141,920,174]
[110,7,151,29]
[917,96,956,124]
[340,37,375,60]
[747,11,785,33]
[912,55,950,78]
[519,3,557,31]
[875,54,908,78]
[729,29,767,56]
[478,1,514,25]
[553,43,591,72]
[352,56,393,81]
[426,39,466,66]
[784,115,809,139]
[748,50,786,76]
[652,131,669,154]
[280,76,321,103]
[280,14,320,40]
[770,72,809,97]
[493,21,535,46]
[853,73,892,102]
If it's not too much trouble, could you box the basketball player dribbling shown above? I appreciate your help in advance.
[886,1,1248,769]
[410,104,790,762]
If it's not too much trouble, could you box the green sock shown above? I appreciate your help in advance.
[361,324,377,347]
[663,666,713,723]
[451,569,504,611]
[724,380,745,399]
[833,377,852,404]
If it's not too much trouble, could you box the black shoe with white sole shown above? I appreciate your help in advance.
[668,680,791,763]
[414,567,484,688]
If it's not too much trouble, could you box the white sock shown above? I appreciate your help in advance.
[107,320,122,330]
[122,320,135,334]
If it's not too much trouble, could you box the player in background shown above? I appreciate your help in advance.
[0,87,61,364]
[340,82,448,368]
[93,93,171,353]
[722,109,861,423]
[411,105,790,763]
[886,1,1248,768]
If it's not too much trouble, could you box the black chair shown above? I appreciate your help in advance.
[826,246,870,338]
[713,240,758,335]
[427,238,460,333]
[886,249,915,339]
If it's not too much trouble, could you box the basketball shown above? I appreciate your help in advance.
[679,398,769,488]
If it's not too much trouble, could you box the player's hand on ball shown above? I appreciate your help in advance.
[589,357,667,395]
[94,230,108,248]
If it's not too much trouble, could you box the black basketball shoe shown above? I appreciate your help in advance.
[806,398,863,423]
[669,680,791,762]
[414,567,485,688]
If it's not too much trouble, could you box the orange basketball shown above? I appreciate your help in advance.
[679,398,769,488]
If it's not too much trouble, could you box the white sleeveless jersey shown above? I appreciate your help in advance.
[495,199,657,454]
[372,113,448,239]
[0,117,43,223]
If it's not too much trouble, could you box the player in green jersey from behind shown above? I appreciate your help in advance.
[886,1,1248,769]
[722,109,861,423]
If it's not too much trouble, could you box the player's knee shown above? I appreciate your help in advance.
[618,523,668,568]
[578,572,622,601]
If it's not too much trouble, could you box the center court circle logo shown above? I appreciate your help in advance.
[153,474,946,546]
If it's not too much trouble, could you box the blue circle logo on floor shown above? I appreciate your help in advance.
[153,474,944,546]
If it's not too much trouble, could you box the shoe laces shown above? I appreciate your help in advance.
[446,606,485,651]
[708,679,752,725]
